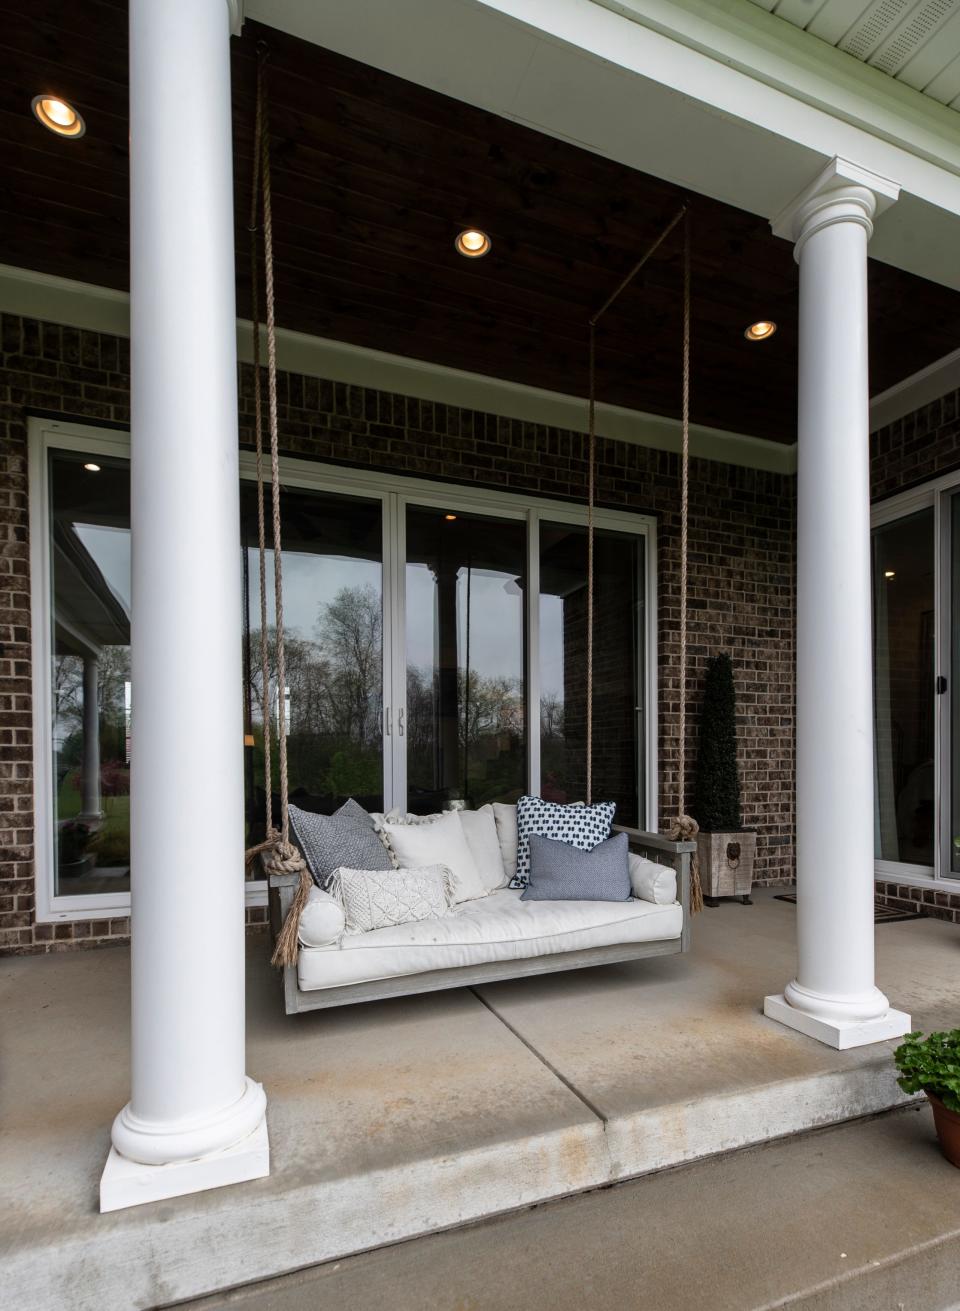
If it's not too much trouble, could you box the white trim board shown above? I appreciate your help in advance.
[870,345,960,432]
[0,263,794,474]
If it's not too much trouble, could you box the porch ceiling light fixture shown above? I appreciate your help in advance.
[83,462,101,472]
[455,228,491,258]
[744,320,776,342]
[31,95,85,139]
[885,570,896,579]
[444,513,457,521]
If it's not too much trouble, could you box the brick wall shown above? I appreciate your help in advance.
[872,385,960,922]
[1,312,797,954]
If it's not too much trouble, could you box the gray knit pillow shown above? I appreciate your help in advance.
[290,802,392,890]
[520,831,631,902]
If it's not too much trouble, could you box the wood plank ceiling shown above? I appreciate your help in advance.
[2,1,959,443]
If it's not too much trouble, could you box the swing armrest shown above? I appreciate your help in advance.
[267,870,301,889]
[613,826,692,932]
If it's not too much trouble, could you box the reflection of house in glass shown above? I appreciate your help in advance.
[50,453,131,893]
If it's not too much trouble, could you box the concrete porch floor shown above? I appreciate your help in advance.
[3,889,959,1311]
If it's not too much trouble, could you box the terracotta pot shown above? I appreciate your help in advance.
[927,1093,960,1168]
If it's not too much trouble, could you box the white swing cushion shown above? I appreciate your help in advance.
[297,887,682,991]
[459,804,509,894]
[492,802,519,883]
[298,886,347,947]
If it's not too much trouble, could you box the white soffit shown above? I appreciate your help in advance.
[747,0,960,111]
[250,0,960,293]
[0,264,796,473]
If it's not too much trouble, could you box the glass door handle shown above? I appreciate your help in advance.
[937,676,948,695]
[398,707,405,737]
[385,706,391,736]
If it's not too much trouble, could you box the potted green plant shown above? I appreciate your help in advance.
[691,652,756,907]
[894,1030,960,1168]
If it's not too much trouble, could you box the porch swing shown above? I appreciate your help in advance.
[245,51,698,1013]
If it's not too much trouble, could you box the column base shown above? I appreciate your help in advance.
[100,1116,269,1213]
[764,993,912,1050]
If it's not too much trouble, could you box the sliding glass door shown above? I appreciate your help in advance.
[872,508,936,869]
[34,422,655,912]
[872,481,960,884]
[403,505,527,813]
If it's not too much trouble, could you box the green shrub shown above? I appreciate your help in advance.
[692,652,742,832]
[894,1030,960,1111]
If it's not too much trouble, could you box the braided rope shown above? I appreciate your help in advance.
[666,210,703,912]
[587,204,701,910]
[249,61,272,839]
[586,322,596,805]
[243,47,310,967]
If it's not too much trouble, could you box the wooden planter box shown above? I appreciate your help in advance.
[696,831,756,905]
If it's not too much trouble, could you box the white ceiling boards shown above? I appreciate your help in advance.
[747,0,960,109]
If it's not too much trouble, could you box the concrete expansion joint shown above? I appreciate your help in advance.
[468,988,608,1125]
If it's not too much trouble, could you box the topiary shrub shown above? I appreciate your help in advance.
[692,652,742,833]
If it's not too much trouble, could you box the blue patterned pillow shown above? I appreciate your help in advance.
[522,832,630,901]
[510,795,617,889]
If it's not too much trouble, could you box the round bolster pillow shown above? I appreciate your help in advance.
[627,853,677,905]
[298,886,346,947]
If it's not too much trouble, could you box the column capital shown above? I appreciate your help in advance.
[771,157,900,260]
[227,0,244,37]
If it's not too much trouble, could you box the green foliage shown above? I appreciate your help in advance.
[894,1030,960,1112]
[692,652,742,832]
[324,745,382,799]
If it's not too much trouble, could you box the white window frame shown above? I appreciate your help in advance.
[30,418,658,921]
[871,471,960,890]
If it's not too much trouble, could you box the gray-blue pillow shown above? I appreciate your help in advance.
[521,831,631,902]
[290,801,392,890]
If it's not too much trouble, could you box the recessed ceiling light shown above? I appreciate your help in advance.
[83,462,101,472]
[32,95,85,138]
[455,229,491,258]
[444,513,457,521]
[744,320,776,342]
[884,570,895,579]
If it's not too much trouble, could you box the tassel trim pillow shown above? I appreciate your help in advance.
[330,864,452,934]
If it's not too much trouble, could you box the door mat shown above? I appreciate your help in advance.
[774,893,924,924]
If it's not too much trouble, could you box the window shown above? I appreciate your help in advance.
[31,420,656,918]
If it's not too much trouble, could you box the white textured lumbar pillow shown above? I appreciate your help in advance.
[332,864,451,934]
[459,805,507,894]
[492,802,519,883]
[382,810,486,904]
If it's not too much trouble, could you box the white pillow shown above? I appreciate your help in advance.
[492,803,519,883]
[628,853,677,905]
[332,864,451,934]
[382,810,486,905]
[459,805,508,894]
[298,886,347,947]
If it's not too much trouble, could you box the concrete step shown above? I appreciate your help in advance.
[173,1105,960,1311]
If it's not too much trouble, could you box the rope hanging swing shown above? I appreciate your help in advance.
[248,48,702,966]
[243,48,312,968]
[584,207,703,913]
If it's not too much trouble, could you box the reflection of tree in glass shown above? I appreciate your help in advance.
[246,584,384,803]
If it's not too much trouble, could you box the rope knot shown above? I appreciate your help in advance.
[666,813,703,914]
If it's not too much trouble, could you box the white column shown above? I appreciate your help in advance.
[100,0,267,1212]
[78,654,103,824]
[764,159,911,1051]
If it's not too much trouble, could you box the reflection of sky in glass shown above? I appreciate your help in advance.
[247,549,380,638]
[405,564,526,680]
[539,595,563,700]
[73,524,131,613]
